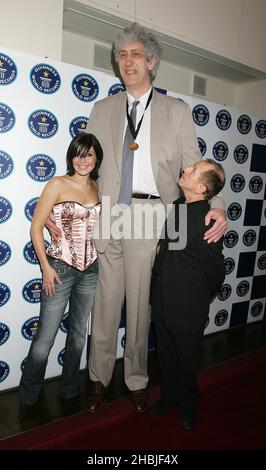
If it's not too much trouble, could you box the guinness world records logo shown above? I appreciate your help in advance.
[255,120,266,138]
[0,196,12,223]
[236,280,250,297]
[216,109,232,131]
[243,229,256,247]
[251,302,263,318]
[197,138,207,157]
[212,141,228,161]
[0,240,11,265]
[21,316,40,340]
[214,310,228,326]
[0,282,11,307]
[0,103,15,133]
[230,174,245,193]
[108,83,125,95]
[0,150,14,179]
[0,53,17,85]
[0,361,9,383]
[26,154,56,182]
[224,257,235,275]
[249,176,263,194]
[69,116,88,138]
[257,254,266,270]
[218,284,232,301]
[192,104,209,126]
[22,279,42,303]
[24,197,39,221]
[224,230,239,248]
[233,145,249,164]
[227,202,242,221]
[237,114,252,134]
[28,109,58,138]
[72,74,99,102]
[30,63,61,94]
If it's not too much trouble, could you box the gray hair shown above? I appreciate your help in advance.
[114,22,162,81]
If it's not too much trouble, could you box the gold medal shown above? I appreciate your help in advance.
[129,142,139,151]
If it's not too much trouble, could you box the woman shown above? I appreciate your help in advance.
[19,133,103,415]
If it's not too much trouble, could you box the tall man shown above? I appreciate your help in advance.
[85,22,227,413]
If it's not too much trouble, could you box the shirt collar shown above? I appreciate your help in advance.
[127,87,152,110]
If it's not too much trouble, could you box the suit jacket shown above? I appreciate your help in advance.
[86,89,225,252]
[151,198,225,334]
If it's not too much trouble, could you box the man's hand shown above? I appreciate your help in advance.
[204,208,228,243]
[45,212,61,240]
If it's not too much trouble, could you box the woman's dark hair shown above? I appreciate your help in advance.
[66,132,103,180]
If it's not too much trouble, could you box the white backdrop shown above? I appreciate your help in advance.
[0,48,265,391]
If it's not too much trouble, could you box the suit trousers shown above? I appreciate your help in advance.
[152,275,204,416]
[89,199,165,390]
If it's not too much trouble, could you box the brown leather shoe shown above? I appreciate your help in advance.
[87,381,107,413]
[130,389,148,413]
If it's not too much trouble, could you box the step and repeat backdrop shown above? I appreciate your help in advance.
[0,48,265,390]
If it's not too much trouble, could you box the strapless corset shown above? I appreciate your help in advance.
[46,201,100,271]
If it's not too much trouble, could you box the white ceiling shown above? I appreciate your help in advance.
[63,0,266,83]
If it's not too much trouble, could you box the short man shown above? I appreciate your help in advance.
[150,159,226,429]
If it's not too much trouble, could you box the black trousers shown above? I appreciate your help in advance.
[151,276,204,417]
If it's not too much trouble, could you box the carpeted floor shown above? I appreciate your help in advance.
[0,347,265,452]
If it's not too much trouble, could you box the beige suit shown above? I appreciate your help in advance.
[86,89,224,390]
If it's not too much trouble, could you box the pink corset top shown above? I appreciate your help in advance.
[46,201,100,271]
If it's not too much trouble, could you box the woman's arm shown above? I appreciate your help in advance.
[31,178,62,296]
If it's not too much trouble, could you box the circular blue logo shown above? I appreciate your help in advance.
[58,348,65,366]
[28,109,58,138]
[255,120,266,138]
[233,144,249,164]
[59,311,70,333]
[30,63,61,94]
[0,196,12,223]
[26,154,56,182]
[22,279,42,303]
[227,203,242,221]
[218,284,232,301]
[236,280,250,297]
[224,257,235,275]
[108,83,125,96]
[0,240,11,266]
[0,102,15,133]
[0,53,17,85]
[257,254,266,271]
[243,229,257,247]
[249,175,263,194]
[216,109,232,131]
[0,282,11,307]
[0,150,14,179]
[121,333,126,349]
[251,302,263,318]
[214,310,228,326]
[212,141,228,161]
[197,137,207,157]
[224,231,239,248]
[23,240,49,264]
[192,104,210,126]
[230,174,245,193]
[72,74,99,102]
[69,116,88,138]
[237,114,252,135]
[21,316,39,340]
[0,361,9,382]
[0,322,10,345]
[24,197,39,221]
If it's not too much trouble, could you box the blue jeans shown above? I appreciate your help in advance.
[19,257,98,404]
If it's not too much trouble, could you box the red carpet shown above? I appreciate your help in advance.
[1,347,266,451]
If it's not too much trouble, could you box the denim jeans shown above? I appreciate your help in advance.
[19,257,98,404]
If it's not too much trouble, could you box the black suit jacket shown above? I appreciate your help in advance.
[151,198,225,334]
